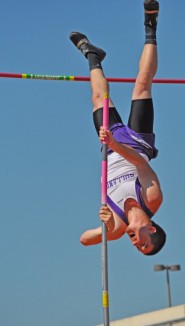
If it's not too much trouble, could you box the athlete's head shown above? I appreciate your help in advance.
[126,204,166,255]
[127,220,166,255]
[143,221,166,255]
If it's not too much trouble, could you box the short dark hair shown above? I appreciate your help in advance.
[145,221,166,256]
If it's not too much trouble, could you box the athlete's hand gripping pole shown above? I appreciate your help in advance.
[101,94,110,326]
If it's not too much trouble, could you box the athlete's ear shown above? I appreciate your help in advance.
[147,225,157,234]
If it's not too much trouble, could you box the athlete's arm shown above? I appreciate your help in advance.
[137,163,163,213]
[99,126,149,167]
[80,206,126,246]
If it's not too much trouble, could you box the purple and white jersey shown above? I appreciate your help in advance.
[107,123,156,224]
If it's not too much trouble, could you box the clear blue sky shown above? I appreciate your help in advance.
[1,1,185,326]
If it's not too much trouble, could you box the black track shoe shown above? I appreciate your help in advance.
[69,31,106,61]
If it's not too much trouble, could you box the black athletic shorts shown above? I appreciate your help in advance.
[93,98,154,135]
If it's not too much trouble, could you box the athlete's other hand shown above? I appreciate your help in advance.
[99,206,115,232]
[99,126,114,146]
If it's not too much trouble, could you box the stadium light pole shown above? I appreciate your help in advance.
[154,265,181,308]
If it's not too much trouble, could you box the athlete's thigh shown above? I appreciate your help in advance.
[128,98,154,133]
[93,106,123,135]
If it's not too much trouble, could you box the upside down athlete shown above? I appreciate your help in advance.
[69,0,166,255]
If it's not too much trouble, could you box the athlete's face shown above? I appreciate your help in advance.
[126,224,156,254]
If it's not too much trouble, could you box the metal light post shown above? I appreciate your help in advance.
[154,265,181,308]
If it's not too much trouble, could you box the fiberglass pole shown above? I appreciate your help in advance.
[101,93,110,326]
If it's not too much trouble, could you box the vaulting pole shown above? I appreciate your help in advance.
[101,93,110,326]
[1,72,185,83]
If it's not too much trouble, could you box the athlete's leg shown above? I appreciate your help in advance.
[91,68,123,134]
[132,44,157,100]
[69,32,122,133]
[132,0,159,99]
[128,0,159,133]
[69,32,113,109]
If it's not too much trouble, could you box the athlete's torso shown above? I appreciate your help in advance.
[107,151,153,224]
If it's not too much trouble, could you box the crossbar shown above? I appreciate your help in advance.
[0,72,185,83]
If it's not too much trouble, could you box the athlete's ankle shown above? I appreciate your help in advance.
[144,1,159,45]
[87,53,103,71]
